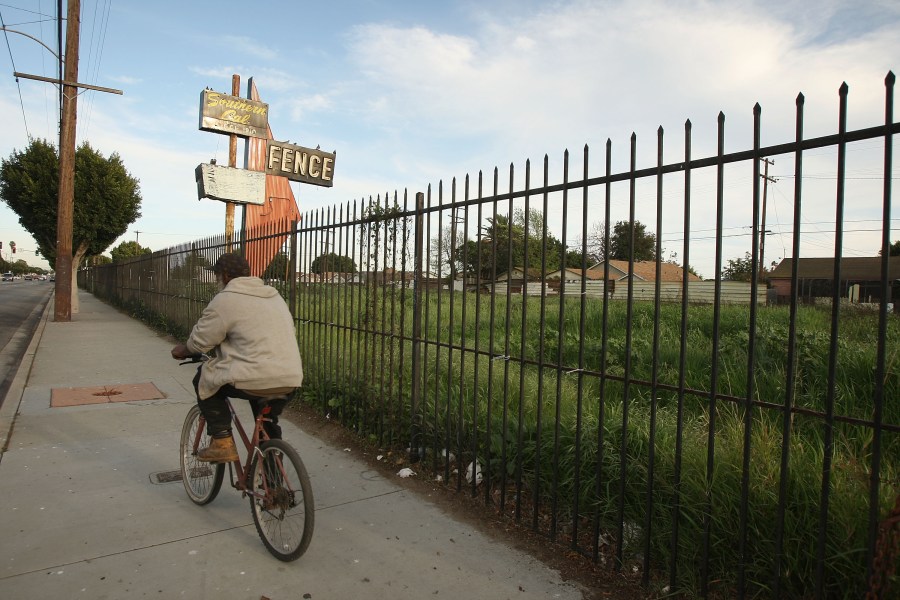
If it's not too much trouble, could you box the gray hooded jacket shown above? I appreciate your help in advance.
[186,276,303,400]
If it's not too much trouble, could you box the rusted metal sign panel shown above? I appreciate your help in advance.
[195,163,266,205]
[199,89,269,139]
[264,140,335,187]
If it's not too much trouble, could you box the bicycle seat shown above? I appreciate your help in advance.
[243,387,296,404]
[252,394,291,404]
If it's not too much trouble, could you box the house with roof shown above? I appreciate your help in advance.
[494,267,546,294]
[589,260,702,283]
[768,257,899,307]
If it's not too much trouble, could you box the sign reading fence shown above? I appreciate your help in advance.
[264,140,336,187]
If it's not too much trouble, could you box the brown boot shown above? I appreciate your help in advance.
[197,435,238,463]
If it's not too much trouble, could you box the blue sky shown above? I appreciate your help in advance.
[1,0,898,277]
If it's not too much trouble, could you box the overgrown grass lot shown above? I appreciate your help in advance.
[297,286,898,598]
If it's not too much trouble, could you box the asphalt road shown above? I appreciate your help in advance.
[0,280,53,408]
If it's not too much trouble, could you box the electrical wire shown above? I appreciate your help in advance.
[80,0,112,139]
[1,7,31,140]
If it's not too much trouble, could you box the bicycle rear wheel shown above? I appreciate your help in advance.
[249,439,314,561]
[180,405,224,505]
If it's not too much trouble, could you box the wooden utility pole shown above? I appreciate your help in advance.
[7,0,121,321]
[759,157,776,279]
[54,0,80,322]
[225,74,240,248]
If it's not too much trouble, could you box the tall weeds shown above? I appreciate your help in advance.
[297,285,899,597]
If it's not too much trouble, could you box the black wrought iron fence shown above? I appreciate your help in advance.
[80,218,297,339]
[82,73,898,599]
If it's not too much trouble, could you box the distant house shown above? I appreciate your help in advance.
[298,272,350,284]
[545,267,610,283]
[544,267,613,296]
[588,260,702,283]
[495,267,545,294]
[575,260,701,296]
[768,257,900,306]
[345,268,415,287]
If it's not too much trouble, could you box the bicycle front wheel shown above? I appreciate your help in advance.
[249,439,315,561]
[179,404,224,505]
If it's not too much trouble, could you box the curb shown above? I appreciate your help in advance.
[0,293,54,454]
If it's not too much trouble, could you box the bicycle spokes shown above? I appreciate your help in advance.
[249,440,314,561]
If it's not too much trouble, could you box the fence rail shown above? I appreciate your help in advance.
[82,73,898,599]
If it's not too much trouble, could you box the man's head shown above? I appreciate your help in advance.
[210,253,250,287]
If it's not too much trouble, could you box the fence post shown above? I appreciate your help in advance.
[409,191,425,463]
[289,219,299,317]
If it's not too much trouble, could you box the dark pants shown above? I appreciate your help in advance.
[192,367,289,440]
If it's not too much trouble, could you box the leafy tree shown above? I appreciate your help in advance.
[86,255,112,266]
[263,251,290,280]
[609,220,657,261]
[565,248,588,269]
[452,209,564,280]
[310,252,356,274]
[0,138,142,310]
[169,250,210,282]
[723,252,754,282]
[0,257,43,275]
[881,240,900,256]
[110,240,151,262]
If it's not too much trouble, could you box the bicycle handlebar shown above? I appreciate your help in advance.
[179,353,209,366]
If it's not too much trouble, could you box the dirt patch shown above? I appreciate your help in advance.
[283,402,661,600]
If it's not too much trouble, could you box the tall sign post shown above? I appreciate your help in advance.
[226,75,240,248]
[197,77,272,248]
[196,77,335,269]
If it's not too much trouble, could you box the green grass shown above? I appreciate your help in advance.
[297,284,899,598]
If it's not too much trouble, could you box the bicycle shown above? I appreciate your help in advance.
[178,355,314,561]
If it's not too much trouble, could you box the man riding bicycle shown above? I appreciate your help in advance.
[171,253,304,462]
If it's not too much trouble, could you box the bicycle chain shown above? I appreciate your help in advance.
[867,493,900,599]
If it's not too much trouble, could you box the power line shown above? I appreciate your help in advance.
[0,8,31,139]
[0,3,56,17]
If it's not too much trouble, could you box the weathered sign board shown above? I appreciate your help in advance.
[264,140,336,187]
[199,89,269,139]
[195,163,266,205]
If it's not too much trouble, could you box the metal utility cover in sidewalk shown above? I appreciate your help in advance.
[50,382,166,407]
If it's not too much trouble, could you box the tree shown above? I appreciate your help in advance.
[263,252,290,280]
[0,138,142,311]
[723,252,754,282]
[451,209,565,281]
[582,220,608,263]
[881,240,900,256]
[169,250,210,282]
[429,222,466,279]
[609,220,657,261]
[310,252,356,274]
[86,255,112,266]
[110,240,152,262]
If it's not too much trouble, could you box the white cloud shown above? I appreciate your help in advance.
[344,0,897,155]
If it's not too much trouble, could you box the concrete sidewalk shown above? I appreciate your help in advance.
[0,292,587,599]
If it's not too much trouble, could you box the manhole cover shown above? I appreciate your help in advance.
[152,470,183,484]
[51,382,166,407]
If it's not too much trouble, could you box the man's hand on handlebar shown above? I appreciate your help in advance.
[171,344,192,360]
[172,344,208,365]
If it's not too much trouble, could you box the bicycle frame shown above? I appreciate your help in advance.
[189,398,278,497]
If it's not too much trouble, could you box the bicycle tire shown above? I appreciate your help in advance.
[179,404,225,505]
[249,439,315,561]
